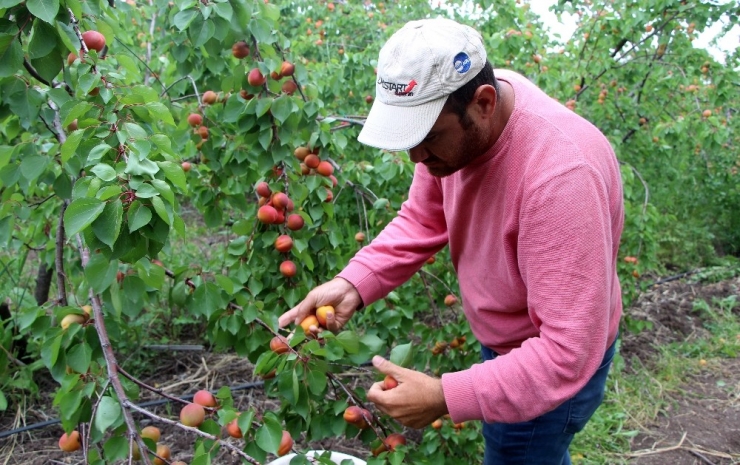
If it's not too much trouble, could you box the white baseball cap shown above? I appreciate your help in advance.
[358,18,487,152]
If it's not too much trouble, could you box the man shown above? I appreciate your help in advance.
[279,17,623,464]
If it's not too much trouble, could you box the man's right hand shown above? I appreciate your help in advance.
[278,277,363,333]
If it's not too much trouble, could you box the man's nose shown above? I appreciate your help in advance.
[408,145,428,164]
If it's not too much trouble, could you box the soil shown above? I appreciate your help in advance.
[1,274,738,465]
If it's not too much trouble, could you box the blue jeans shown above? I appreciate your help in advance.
[481,339,616,465]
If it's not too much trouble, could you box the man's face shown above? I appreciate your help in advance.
[407,108,490,177]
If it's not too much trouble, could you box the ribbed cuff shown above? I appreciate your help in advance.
[336,262,384,309]
[441,370,483,423]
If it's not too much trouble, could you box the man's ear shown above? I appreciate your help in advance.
[469,84,498,121]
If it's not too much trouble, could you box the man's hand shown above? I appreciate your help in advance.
[367,356,449,429]
[278,277,362,332]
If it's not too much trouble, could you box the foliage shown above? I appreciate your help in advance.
[0,0,738,463]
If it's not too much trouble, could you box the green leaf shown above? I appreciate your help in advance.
[95,396,121,434]
[0,38,22,78]
[157,161,188,193]
[213,2,233,21]
[249,18,275,43]
[28,21,58,59]
[0,391,6,411]
[27,0,59,23]
[90,163,117,182]
[336,331,360,354]
[61,130,84,164]
[124,151,159,177]
[255,414,283,454]
[61,101,94,128]
[66,342,92,374]
[306,368,327,396]
[150,196,170,225]
[92,200,123,248]
[64,197,105,237]
[174,9,198,31]
[127,201,152,232]
[189,17,215,47]
[145,102,175,126]
[191,282,224,319]
[151,135,175,157]
[270,95,294,124]
[20,155,48,181]
[84,253,118,293]
[87,144,112,164]
[390,342,413,368]
[30,51,63,84]
[151,179,174,205]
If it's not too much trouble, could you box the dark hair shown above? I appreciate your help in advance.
[444,60,498,126]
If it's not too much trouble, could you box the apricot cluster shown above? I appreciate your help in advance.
[253,182,304,278]
[293,146,337,202]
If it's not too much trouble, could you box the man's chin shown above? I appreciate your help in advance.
[425,165,456,178]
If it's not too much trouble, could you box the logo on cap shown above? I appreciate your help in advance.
[453,52,471,74]
[377,77,417,97]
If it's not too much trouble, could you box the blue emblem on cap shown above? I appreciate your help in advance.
[453,52,471,73]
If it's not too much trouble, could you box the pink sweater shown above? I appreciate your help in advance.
[338,70,624,424]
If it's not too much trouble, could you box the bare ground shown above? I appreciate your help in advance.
[1,275,738,464]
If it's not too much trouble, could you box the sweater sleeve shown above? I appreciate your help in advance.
[337,165,449,307]
[441,164,615,423]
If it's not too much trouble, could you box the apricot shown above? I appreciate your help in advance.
[247,68,266,86]
[304,154,320,169]
[286,214,304,231]
[271,192,290,209]
[59,430,81,452]
[281,80,297,95]
[444,295,458,307]
[187,113,202,127]
[299,315,319,333]
[140,425,161,442]
[316,160,334,176]
[226,417,242,438]
[257,205,279,224]
[82,31,106,52]
[279,260,296,277]
[181,161,191,172]
[179,403,206,427]
[278,430,293,456]
[67,52,77,65]
[280,61,295,77]
[355,232,365,243]
[197,125,209,139]
[193,390,216,407]
[315,306,334,327]
[202,91,218,104]
[61,314,86,330]
[232,40,250,59]
[384,375,398,390]
[384,433,406,451]
[343,406,369,429]
[256,181,271,198]
[274,235,293,253]
[294,146,310,161]
[270,335,290,354]
[431,419,443,429]
[153,444,171,465]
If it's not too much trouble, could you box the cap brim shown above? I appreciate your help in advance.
[358,96,448,152]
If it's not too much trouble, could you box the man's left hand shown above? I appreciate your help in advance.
[367,356,449,429]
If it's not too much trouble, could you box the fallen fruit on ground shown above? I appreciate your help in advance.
[58,431,81,452]
[141,425,161,442]
[180,403,206,427]
[153,444,171,465]
[193,390,217,407]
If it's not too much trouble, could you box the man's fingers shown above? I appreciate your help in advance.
[372,356,403,379]
[366,381,387,407]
